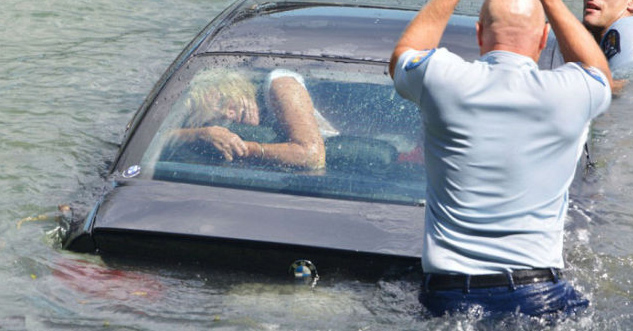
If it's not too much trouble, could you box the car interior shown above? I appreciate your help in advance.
[140,57,427,205]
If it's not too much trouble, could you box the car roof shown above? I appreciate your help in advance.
[194,0,482,63]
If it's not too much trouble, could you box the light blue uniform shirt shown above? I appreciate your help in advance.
[601,16,633,77]
[394,49,611,274]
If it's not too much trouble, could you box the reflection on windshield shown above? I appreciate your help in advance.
[139,57,426,205]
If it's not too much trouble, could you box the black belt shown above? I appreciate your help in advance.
[423,268,562,292]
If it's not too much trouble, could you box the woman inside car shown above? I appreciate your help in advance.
[167,69,336,170]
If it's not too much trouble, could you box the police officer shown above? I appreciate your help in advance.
[389,0,612,318]
[584,0,633,74]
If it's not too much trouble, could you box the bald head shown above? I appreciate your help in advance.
[477,0,550,61]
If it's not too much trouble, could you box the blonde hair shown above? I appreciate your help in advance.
[184,69,257,126]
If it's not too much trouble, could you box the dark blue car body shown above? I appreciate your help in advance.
[63,0,562,277]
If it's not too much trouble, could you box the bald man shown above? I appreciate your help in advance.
[390,0,612,318]
[583,0,633,74]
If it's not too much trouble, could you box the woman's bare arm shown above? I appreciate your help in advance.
[251,76,325,170]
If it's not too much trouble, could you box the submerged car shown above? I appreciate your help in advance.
[62,0,563,277]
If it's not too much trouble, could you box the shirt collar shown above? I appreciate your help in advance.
[479,50,538,70]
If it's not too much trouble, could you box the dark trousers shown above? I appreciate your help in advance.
[419,278,588,318]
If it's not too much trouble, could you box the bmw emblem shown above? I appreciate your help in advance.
[289,259,319,287]
[122,165,141,178]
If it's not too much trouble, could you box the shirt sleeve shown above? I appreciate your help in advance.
[264,69,306,108]
[601,17,633,74]
[264,69,339,138]
[392,48,467,104]
[565,63,612,119]
[393,49,438,103]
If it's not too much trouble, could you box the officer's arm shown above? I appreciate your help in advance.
[389,0,461,78]
[540,0,614,90]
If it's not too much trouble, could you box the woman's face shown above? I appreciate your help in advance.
[223,94,260,126]
[197,89,260,126]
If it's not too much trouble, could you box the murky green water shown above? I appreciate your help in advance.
[1,0,631,329]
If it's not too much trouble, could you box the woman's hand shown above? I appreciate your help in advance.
[199,126,247,161]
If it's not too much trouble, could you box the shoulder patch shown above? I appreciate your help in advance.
[404,49,436,71]
[576,63,606,86]
[601,29,620,60]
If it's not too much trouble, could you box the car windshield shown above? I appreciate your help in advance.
[133,55,426,205]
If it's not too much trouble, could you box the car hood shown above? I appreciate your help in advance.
[92,179,425,258]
